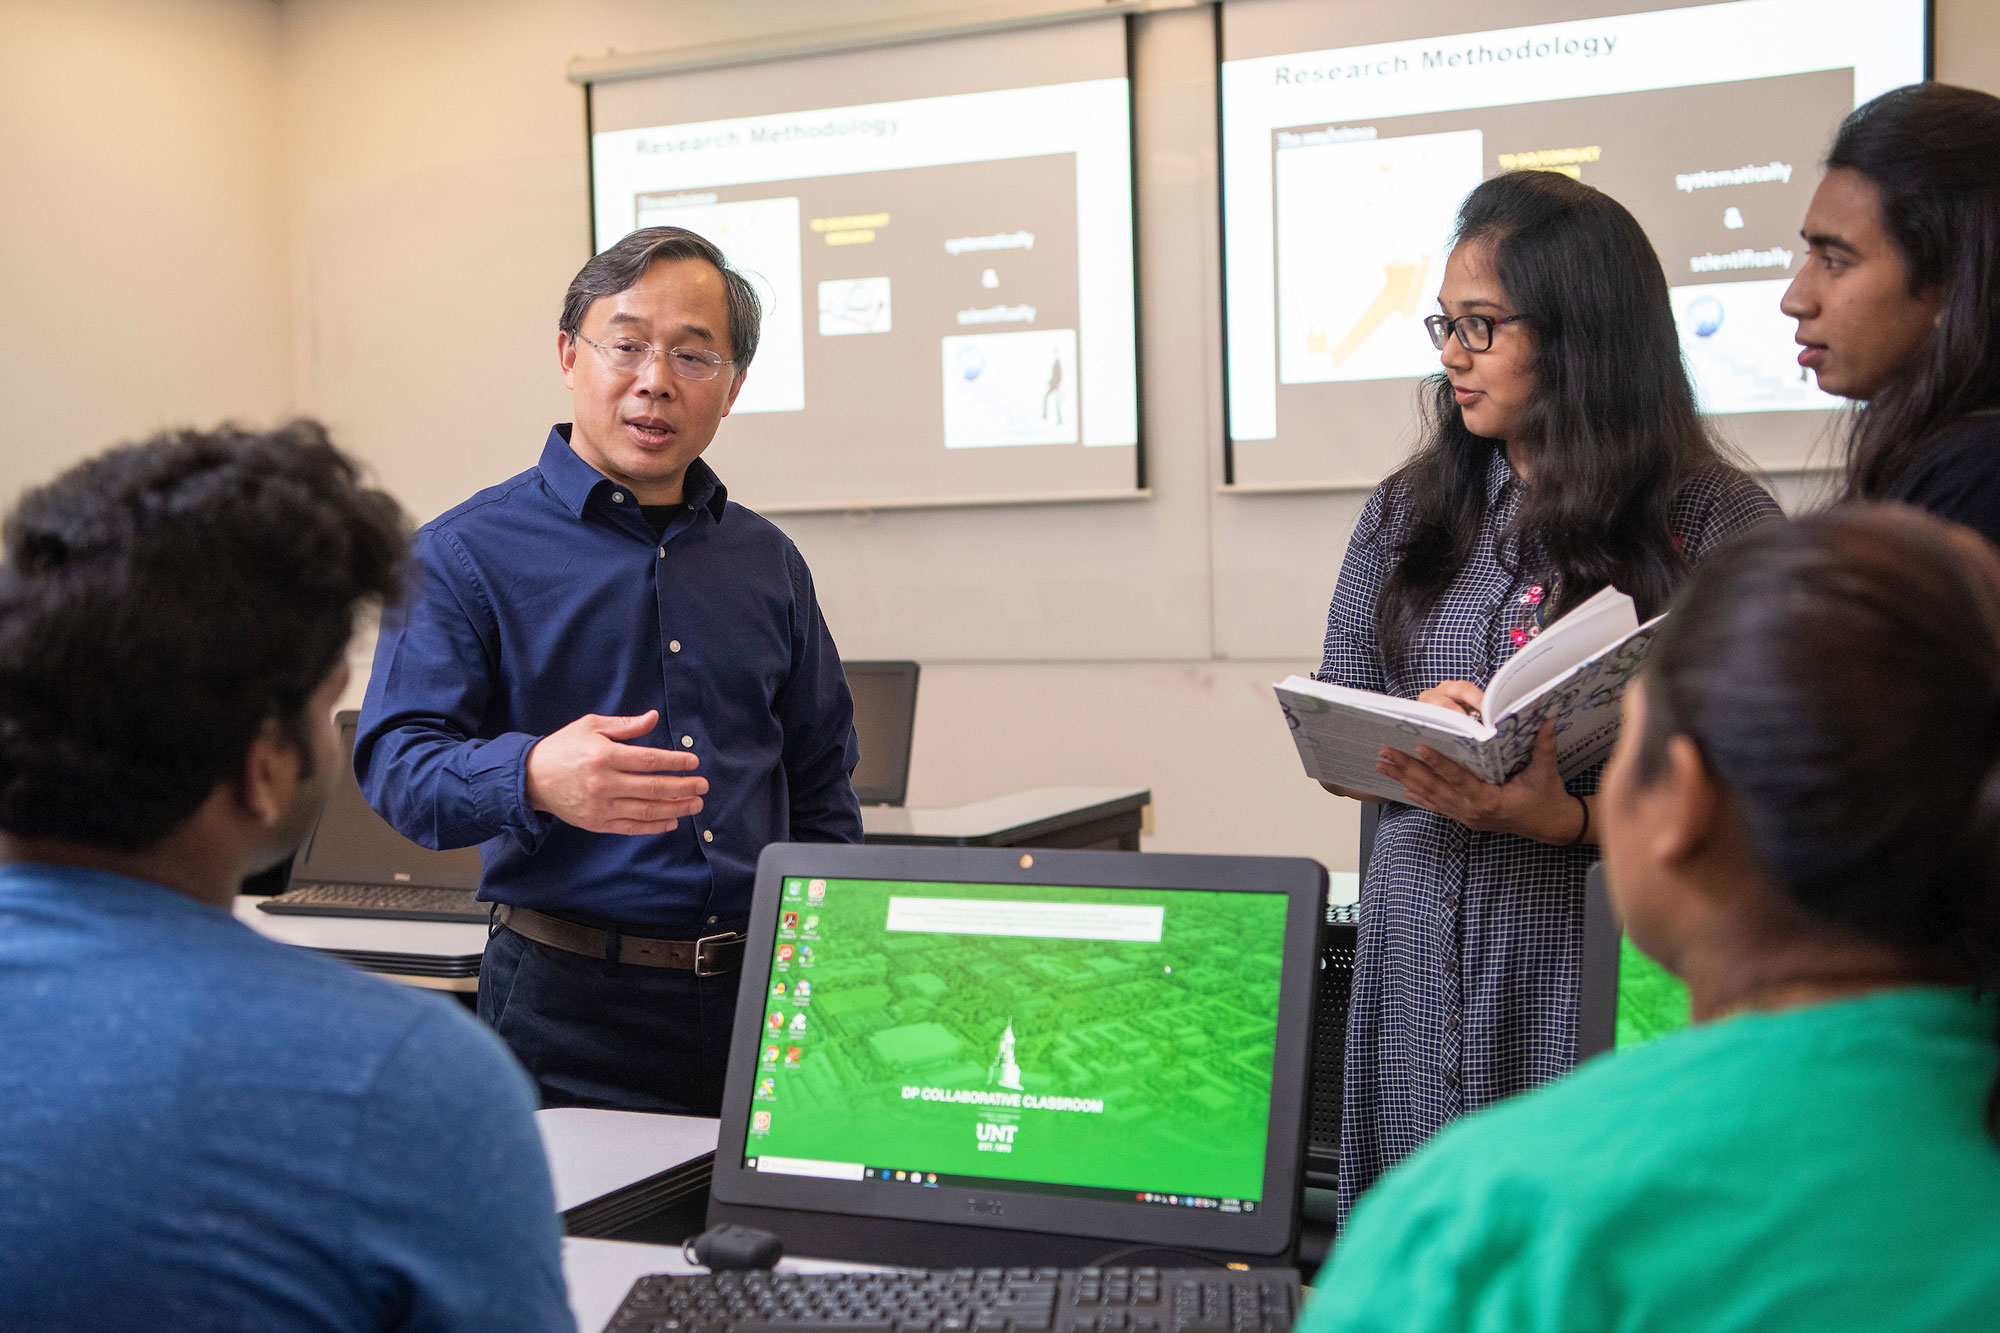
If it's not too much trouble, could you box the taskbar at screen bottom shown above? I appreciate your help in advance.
[744,1155,1260,1215]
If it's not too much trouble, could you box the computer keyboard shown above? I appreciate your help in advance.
[605,1266,1301,1333]
[256,882,489,923]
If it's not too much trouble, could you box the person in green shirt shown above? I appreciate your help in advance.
[1301,503,2000,1332]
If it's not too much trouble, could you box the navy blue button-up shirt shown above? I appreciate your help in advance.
[355,427,862,926]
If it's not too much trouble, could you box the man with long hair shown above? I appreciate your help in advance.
[1783,82,2000,540]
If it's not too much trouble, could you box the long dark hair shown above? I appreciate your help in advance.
[1374,171,1732,669]
[1640,505,2000,1137]
[1831,83,2000,499]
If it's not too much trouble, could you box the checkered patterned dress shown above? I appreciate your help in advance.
[1318,447,1779,1228]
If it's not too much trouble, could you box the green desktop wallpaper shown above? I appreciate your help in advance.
[1615,936,1692,1049]
[746,877,1287,1202]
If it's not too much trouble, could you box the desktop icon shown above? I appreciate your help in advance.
[926,1173,937,1184]
[768,1012,785,1030]
[762,1044,779,1063]
[795,981,812,1001]
[782,911,799,930]
[785,1046,802,1066]
[757,1078,775,1098]
[785,880,804,900]
[803,915,820,932]
[752,1111,772,1133]
[777,944,795,964]
[771,980,787,997]
[807,880,827,903]
[789,1012,808,1034]
[895,1171,907,1181]
[799,946,815,966]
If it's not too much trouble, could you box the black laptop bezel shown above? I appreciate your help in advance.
[710,843,1326,1264]
[286,711,485,892]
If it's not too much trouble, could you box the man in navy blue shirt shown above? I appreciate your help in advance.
[357,226,862,1114]
[0,424,570,1331]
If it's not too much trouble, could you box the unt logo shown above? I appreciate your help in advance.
[976,1122,1017,1153]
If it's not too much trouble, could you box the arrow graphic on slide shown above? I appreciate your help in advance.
[1323,258,1431,367]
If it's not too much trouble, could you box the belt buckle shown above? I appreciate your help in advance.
[694,931,743,977]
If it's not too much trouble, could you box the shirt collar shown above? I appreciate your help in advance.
[538,424,730,523]
[1484,443,1516,506]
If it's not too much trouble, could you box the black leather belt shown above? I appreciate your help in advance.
[496,904,746,975]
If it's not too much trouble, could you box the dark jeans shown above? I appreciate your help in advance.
[477,923,744,1113]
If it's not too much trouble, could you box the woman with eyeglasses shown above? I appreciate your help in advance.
[1317,170,1778,1225]
[1781,83,2000,541]
[1302,505,2000,1331]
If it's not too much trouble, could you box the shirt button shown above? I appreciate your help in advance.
[708,916,718,924]
[611,491,625,503]
[681,735,695,747]
[658,547,664,559]
[670,640,682,653]
[703,829,714,843]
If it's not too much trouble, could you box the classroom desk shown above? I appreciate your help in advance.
[537,1108,718,1240]
[233,785,1150,996]
[861,786,1150,851]
[565,1238,880,1333]
[231,896,487,992]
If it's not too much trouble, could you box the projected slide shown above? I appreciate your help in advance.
[589,21,1137,509]
[1221,0,1927,482]
[743,877,1285,1205]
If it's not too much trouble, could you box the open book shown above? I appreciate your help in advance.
[1275,586,1662,803]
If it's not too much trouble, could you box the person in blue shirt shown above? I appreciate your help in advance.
[0,423,570,1332]
[357,226,863,1114]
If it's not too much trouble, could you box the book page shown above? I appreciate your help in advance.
[1274,677,1499,801]
[1484,586,1638,720]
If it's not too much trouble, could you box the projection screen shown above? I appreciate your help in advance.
[1220,0,1930,489]
[588,18,1141,511]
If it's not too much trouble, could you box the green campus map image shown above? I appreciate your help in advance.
[747,878,1287,1202]
[1615,936,1692,1050]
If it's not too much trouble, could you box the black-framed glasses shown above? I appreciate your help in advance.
[1424,312,1531,352]
[575,332,734,381]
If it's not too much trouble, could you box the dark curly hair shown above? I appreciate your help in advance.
[0,421,408,851]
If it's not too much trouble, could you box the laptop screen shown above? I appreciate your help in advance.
[1578,862,1693,1058]
[710,846,1323,1265]
[748,875,1282,1209]
[292,716,484,890]
[844,661,919,806]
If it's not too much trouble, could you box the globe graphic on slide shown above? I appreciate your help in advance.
[957,346,986,381]
[1687,296,1725,339]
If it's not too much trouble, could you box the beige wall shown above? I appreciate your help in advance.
[9,0,2000,884]
[0,0,291,506]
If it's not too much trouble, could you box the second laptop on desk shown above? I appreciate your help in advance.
[259,711,488,923]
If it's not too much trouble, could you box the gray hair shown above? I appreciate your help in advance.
[560,226,762,372]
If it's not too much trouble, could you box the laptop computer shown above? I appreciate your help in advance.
[258,711,488,923]
[844,660,920,807]
[705,842,1327,1269]
[1577,861,1692,1059]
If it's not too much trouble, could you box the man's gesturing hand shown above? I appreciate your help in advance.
[523,710,707,835]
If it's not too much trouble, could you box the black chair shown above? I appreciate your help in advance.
[1302,802,1374,1190]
